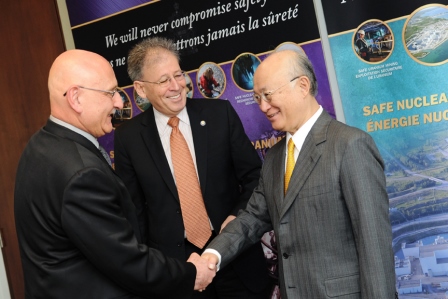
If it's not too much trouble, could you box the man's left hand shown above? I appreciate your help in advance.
[220,215,236,233]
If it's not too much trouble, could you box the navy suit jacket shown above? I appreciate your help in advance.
[114,98,270,293]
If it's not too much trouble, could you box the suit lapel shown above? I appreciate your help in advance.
[45,120,114,170]
[139,109,179,200]
[272,139,286,217]
[280,111,331,218]
[186,101,208,195]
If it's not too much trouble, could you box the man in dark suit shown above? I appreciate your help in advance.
[203,50,397,298]
[14,49,215,299]
[114,37,270,298]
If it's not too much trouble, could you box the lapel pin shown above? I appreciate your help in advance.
[200,120,206,126]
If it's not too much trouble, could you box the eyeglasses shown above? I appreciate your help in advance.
[63,86,119,98]
[253,76,300,105]
[139,71,186,88]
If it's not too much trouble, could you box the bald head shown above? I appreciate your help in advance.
[49,50,114,105]
[47,50,121,137]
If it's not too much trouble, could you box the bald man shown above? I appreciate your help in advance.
[203,50,396,298]
[14,49,215,299]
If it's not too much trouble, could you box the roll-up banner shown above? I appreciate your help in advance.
[321,0,448,297]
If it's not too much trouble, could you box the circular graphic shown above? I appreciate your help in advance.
[197,62,225,99]
[133,88,151,112]
[112,88,132,128]
[403,4,448,66]
[353,20,394,64]
[231,53,261,91]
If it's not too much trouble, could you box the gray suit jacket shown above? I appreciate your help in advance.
[208,110,396,298]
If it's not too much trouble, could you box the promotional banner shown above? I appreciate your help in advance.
[64,0,334,156]
[322,0,448,297]
[61,0,335,297]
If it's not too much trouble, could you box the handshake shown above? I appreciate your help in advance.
[187,252,220,292]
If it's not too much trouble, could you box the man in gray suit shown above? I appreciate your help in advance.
[202,50,397,298]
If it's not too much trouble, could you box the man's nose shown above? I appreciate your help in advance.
[258,99,271,112]
[113,93,124,109]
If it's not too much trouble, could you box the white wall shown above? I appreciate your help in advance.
[0,235,11,299]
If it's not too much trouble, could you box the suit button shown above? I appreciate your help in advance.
[177,243,182,247]
[176,210,180,214]
[283,253,289,259]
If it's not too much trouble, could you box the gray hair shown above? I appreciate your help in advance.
[275,49,318,96]
[127,37,180,81]
[290,51,318,96]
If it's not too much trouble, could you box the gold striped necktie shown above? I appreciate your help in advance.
[284,138,295,194]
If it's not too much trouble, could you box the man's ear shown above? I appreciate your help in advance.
[298,76,310,95]
[133,81,148,99]
[66,86,83,113]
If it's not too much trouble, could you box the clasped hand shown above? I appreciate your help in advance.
[187,253,218,291]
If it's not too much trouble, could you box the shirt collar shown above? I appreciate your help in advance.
[49,115,99,148]
[153,106,189,132]
[286,106,323,153]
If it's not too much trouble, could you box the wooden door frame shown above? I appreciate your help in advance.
[0,1,65,298]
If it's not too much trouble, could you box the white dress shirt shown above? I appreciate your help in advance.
[284,106,323,169]
[153,107,199,179]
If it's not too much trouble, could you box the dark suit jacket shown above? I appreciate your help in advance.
[114,98,269,293]
[208,111,396,298]
[14,119,196,299]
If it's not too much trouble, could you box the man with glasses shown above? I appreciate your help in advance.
[203,49,397,298]
[114,37,271,299]
[14,49,216,298]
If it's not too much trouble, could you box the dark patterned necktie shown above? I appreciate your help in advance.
[99,146,112,166]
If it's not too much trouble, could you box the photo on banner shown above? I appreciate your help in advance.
[322,0,448,297]
[58,0,335,298]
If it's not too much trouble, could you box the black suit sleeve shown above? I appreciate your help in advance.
[224,100,262,215]
[114,131,149,243]
[61,167,195,298]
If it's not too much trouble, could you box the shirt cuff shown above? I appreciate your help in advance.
[203,248,222,271]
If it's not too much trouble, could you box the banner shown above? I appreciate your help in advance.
[64,0,334,156]
[322,0,448,297]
